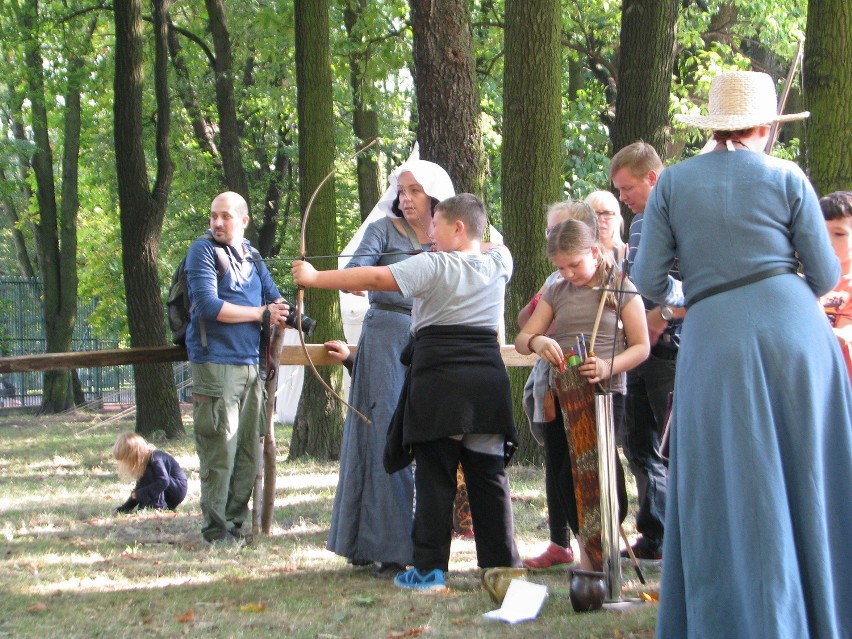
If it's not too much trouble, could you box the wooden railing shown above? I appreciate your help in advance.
[0,344,537,373]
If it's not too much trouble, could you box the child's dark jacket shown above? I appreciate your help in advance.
[119,450,187,511]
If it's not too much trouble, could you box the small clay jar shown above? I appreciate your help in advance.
[569,568,606,612]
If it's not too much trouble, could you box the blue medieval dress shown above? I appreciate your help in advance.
[326,216,428,567]
[632,149,852,639]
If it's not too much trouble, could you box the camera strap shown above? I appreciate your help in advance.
[250,245,275,382]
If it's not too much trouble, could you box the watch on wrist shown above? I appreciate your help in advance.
[659,305,673,321]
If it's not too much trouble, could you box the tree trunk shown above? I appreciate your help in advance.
[113,0,183,438]
[166,16,221,166]
[20,0,84,413]
[205,0,252,232]
[257,129,296,258]
[259,326,287,534]
[502,0,563,463]
[804,0,851,194]
[610,0,678,163]
[410,0,485,196]
[0,81,36,279]
[0,163,36,279]
[344,0,382,221]
[290,0,346,460]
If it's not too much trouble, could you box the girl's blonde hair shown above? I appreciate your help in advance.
[546,200,598,238]
[113,432,154,481]
[547,218,619,307]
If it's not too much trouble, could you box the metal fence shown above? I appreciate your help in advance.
[0,276,136,408]
[0,277,298,410]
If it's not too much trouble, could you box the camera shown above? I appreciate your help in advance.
[283,306,317,336]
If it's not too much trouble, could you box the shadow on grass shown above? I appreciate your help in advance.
[0,414,659,639]
[3,547,659,639]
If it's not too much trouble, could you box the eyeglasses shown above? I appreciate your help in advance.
[596,210,617,219]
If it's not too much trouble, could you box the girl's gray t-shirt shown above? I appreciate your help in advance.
[542,277,636,394]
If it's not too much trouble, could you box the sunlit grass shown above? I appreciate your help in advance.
[0,411,658,638]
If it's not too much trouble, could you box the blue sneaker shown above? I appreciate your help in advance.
[394,568,446,591]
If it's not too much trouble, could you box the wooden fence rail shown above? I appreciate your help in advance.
[0,344,537,373]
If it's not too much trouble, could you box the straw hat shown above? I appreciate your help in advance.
[674,71,809,131]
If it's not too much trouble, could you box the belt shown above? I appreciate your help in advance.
[651,344,678,361]
[371,302,411,316]
[689,266,794,307]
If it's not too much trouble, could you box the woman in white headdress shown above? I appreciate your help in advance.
[632,71,852,638]
[325,160,454,575]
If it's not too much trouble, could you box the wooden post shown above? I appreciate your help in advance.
[259,326,287,535]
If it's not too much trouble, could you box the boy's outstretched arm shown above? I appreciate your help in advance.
[292,260,400,292]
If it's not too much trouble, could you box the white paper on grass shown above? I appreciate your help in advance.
[482,579,548,624]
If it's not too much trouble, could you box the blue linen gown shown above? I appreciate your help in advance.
[632,149,852,639]
[326,216,427,567]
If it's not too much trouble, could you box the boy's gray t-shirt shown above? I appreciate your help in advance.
[388,246,512,334]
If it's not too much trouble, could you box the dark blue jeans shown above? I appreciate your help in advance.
[623,354,673,550]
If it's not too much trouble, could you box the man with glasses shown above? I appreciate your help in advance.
[609,143,683,561]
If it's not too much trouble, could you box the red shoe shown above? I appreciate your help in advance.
[523,542,574,569]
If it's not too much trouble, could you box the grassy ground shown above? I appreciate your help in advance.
[0,411,659,638]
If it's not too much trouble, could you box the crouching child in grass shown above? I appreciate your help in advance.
[293,193,522,591]
[113,432,188,513]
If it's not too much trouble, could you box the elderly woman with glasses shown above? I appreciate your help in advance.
[584,190,625,266]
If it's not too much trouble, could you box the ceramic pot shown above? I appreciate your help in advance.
[481,567,529,604]
[569,568,606,612]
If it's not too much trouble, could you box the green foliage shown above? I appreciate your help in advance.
[671,0,808,157]
[562,80,612,198]
[0,0,816,344]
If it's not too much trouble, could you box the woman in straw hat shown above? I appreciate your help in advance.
[632,71,852,638]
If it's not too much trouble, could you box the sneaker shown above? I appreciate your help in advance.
[620,538,662,560]
[394,568,446,591]
[523,542,574,569]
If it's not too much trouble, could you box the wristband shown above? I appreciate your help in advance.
[526,333,544,353]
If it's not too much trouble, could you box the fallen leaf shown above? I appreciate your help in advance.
[239,602,267,613]
[387,627,426,638]
[175,610,195,623]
